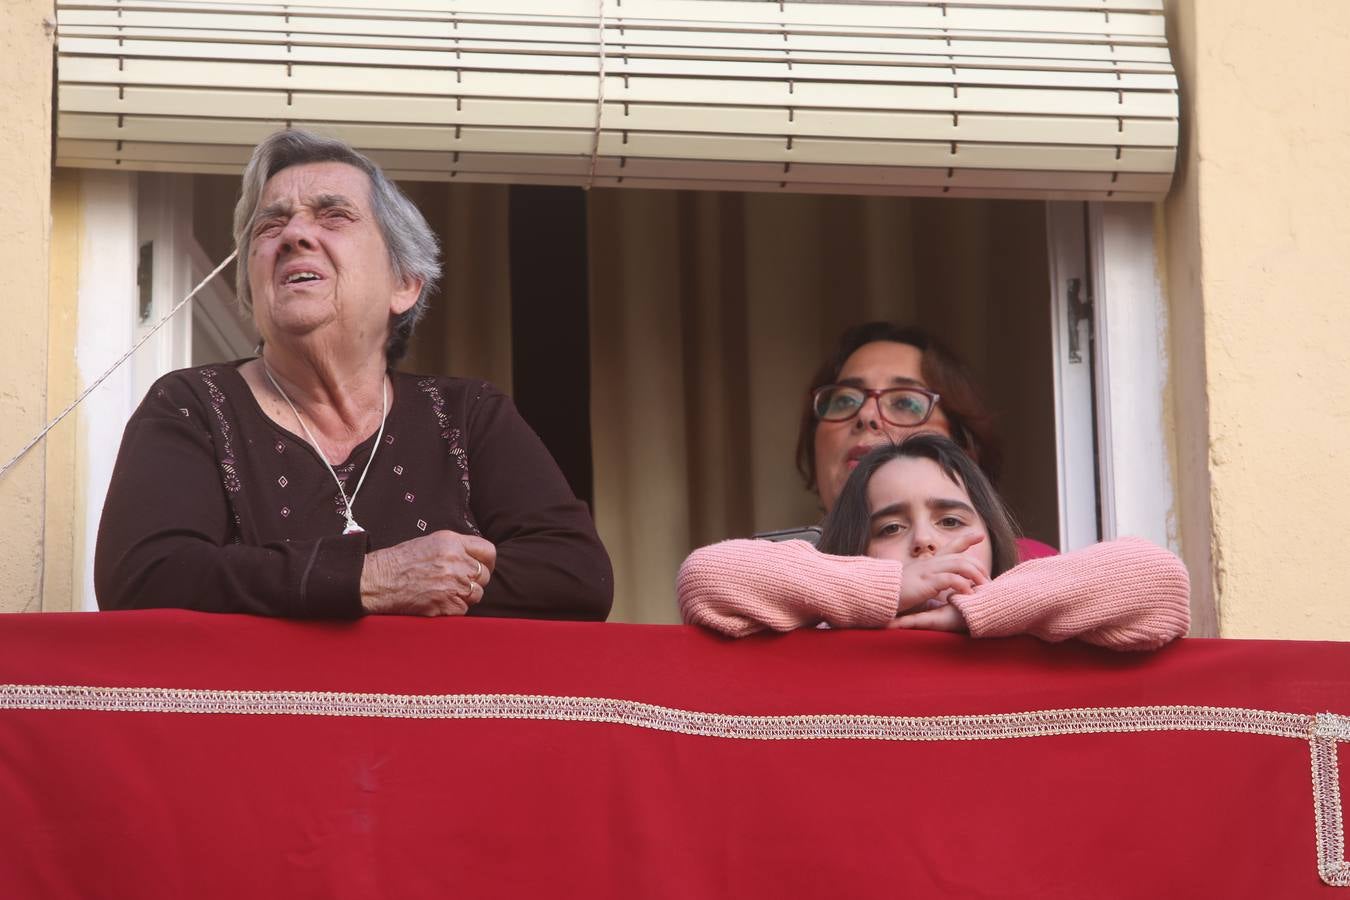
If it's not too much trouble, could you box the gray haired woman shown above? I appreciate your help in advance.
[95,129,612,620]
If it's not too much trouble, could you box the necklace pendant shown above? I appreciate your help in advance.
[263,362,386,541]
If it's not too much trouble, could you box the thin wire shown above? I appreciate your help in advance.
[0,249,239,482]
[584,0,607,189]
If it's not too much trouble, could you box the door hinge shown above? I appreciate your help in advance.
[137,240,154,323]
[1067,276,1094,364]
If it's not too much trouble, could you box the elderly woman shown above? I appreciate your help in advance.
[95,129,612,620]
[796,321,1057,561]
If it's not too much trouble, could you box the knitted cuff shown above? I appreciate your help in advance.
[949,588,1023,639]
[830,555,906,627]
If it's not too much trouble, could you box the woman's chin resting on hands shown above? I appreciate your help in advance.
[677,435,1189,651]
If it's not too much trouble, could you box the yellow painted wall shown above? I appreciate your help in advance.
[1161,0,1217,639]
[0,2,55,611]
[43,172,81,611]
[1165,0,1350,639]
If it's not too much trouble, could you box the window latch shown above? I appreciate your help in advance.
[1067,277,1093,364]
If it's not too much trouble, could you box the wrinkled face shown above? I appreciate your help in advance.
[865,456,993,575]
[246,161,419,357]
[813,341,952,512]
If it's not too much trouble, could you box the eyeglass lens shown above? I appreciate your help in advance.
[814,387,933,425]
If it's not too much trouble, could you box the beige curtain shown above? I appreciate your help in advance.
[401,183,514,391]
[588,192,1057,623]
[397,185,1057,625]
[191,176,1056,625]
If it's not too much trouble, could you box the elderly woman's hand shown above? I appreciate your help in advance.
[360,531,496,616]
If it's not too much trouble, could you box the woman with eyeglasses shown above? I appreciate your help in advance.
[679,434,1189,649]
[793,321,1057,561]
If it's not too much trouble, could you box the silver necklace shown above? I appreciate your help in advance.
[263,362,388,535]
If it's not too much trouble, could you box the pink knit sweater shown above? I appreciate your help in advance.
[677,537,1190,651]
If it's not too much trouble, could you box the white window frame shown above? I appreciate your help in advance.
[1046,200,1177,558]
[1087,202,1177,553]
[1046,202,1100,552]
[73,178,1184,616]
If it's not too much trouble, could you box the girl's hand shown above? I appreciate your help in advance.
[890,603,969,632]
[895,532,990,613]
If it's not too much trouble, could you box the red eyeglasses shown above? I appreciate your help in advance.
[811,385,941,427]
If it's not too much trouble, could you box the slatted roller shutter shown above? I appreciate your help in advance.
[55,0,1178,199]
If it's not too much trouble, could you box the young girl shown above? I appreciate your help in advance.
[678,434,1190,650]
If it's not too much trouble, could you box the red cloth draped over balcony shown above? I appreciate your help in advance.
[1,610,1347,898]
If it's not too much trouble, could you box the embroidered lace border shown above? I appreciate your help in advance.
[2,685,1346,887]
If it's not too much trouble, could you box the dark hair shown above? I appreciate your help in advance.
[233,129,441,364]
[817,434,1020,577]
[795,322,1002,494]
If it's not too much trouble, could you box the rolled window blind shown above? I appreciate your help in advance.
[55,0,1178,200]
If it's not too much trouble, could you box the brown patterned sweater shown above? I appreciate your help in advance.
[95,361,613,620]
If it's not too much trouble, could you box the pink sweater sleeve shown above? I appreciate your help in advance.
[677,540,903,638]
[949,537,1191,651]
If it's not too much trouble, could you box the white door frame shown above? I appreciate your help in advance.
[135,173,197,390]
[73,171,208,610]
[73,171,141,611]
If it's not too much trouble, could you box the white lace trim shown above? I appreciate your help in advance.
[2,685,1345,887]
[1313,714,1350,886]
[0,685,1313,736]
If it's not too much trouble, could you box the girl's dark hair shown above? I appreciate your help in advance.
[817,433,1020,577]
[795,322,1002,492]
